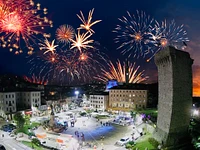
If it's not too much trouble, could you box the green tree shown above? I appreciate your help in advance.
[13,112,25,128]
[130,110,136,121]
[25,115,30,125]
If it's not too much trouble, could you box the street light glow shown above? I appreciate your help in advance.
[75,91,79,95]
[194,109,199,116]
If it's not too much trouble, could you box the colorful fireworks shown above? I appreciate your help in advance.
[29,43,107,85]
[95,60,148,83]
[70,30,94,52]
[113,10,154,58]
[24,74,48,85]
[39,38,58,54]
[77,8,102,33]
[56,24,75,44]
[27,7,104,85]
[0,0,52,54]
[114,11,189,61]
[146,20,189,61]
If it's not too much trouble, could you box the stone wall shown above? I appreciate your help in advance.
[154,46,193,147]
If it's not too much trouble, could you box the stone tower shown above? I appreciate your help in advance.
[154,46,193,147]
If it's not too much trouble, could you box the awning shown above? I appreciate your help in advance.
[36,133,46,139]
[56,138,64,143]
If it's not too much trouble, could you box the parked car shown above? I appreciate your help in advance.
[115,137,130,146]
[9,134,15,137]
[2,125,12,132]
[0,145,6,150]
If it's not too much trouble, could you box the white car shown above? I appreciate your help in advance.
[116,137,130,146]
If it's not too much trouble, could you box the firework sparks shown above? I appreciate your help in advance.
[70,30,94,51]
[1,12,22,32]
[95,60,148,83]
[24,74,48,85]
[113,10,154,58]
[56,24,75,44]
[39,38,58,54]
[29,43,106,85]
[0,0,53,54]
[79,52,88,61]
[77,8,102,33]
[147,19,189,62]
[0,3,10,20]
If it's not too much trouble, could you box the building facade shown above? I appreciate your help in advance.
[0,90,41,119]
[109,86,148,111]
[0,92,17,119]
[89,92,109,111]
[19,91,41,108]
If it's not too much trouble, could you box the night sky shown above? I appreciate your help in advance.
[0,0,200,95]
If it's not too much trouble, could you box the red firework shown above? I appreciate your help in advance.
[0,0,53,54]
[24,74,48,85]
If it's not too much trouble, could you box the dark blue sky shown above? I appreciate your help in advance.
[1,0,200,87]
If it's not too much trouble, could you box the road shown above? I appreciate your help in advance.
[0,130,33,150]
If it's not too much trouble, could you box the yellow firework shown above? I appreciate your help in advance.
[95,60,148,83]
[77,8,101,33]
[39,38,58,54]
[56,24,75,44]
[70,30,94,51]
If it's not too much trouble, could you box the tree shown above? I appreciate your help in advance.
[13,112,25,128]
[130,110,136,121]
[25,115,30,125]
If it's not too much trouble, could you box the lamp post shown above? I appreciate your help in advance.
[75,91,79,99]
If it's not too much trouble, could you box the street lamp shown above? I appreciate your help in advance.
[75,91,79,99]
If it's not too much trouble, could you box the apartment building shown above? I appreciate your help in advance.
[109,85,148,111]
[0,89,41,119]
[0,92,17,119]
[89,92,109,112]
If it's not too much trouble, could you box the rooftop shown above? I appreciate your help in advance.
[0,87,42,93]
[109,83,148,90]
[89,91,109,95]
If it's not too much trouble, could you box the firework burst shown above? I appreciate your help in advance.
[56,24,75,44]
[146,19,189,61]
[95,60,148,83]
[113,10,154,58]
[29,41,107,85]
[0,0,53,54]
[24,74,48,85]
[39,38,58,54]
[77,8,102,33]
[70,30,94,52]
[0,3,10,20]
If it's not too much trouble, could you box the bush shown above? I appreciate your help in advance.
[79,112,87,116]
[85,109,93,113]
[95,115,109,119]
[32,138,41,146]
[125,141,135,149]
[148,138,159,148]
